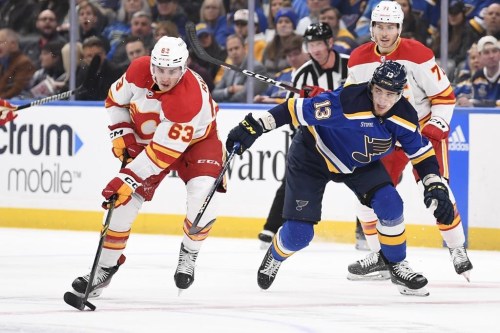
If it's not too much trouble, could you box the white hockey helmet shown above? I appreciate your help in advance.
[370,0,404,37]
[150,36,189,84]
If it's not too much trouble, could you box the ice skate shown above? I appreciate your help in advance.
[257,247,282,290]
[258,230,274,250]
[71,254,126,298]
[355,219,369,251]
[174,243,198,293]
[347,252,390,281]
[388,260,429,297]
[449,246,473,282]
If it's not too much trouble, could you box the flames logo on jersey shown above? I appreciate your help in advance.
[352,135,392,163]
[129,104,161,140]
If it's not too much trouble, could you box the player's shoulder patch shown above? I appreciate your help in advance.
[125,56,154,88]
[161,70,203,123]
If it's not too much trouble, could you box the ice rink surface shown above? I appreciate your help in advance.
[1,228,499,333]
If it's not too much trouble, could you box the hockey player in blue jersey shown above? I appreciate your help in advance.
[226,61,455,297]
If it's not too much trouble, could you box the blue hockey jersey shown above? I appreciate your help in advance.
[279,83,439,177]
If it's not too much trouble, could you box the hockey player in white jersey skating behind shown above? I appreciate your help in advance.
[69,36,226,298]
[345,0,472,282]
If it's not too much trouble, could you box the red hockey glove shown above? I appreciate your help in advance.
[102,168,143,209]
[299,85,326,98]
[0,99,18,126]
[109,122,144,163]
[421,116,450,141]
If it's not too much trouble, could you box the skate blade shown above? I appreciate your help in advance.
[177,289,184,296]
[71,288,102,298]
[347,271,391,281]
[461,270,471,282]
[396,285,429,297]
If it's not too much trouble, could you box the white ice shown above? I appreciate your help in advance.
[0,228,499,333]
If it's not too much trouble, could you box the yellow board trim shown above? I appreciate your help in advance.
[1,208,499,250]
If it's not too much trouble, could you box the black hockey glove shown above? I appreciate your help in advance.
[226,113,263,155]
[423,180,454,225]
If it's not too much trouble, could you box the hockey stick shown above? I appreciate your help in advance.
[64,155,127,311]
[188,143,240,235]
[185,22,300,94]
[13,55,101,112]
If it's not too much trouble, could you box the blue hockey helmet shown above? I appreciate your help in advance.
[370,61,407,94]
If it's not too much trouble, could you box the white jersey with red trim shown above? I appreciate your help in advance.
[105,56,218,180]
[346,38,456,124]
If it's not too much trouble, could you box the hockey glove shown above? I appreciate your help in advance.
[102,168,143,209]
[299,85,326,98]
[421,116,449,141]
[226,113,264,155]
[423,175,454,225]
[0,99,18,126]
[109,122,144,163]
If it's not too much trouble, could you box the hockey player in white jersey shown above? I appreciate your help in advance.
[345,0,472,282]
[68,36,226,298]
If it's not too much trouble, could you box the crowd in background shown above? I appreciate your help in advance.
[0,0,498,106]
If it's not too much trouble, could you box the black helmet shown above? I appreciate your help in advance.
[370,61,407,94]
[303,22,333,42]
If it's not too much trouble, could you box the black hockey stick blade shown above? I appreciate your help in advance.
[188,143,240,235]
[15,55,101,111]
[63,291,96,311]
[185,22,300,94]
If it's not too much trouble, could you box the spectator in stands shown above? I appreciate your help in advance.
[396,0,429,45]
[154,0,188,38]
[455,43,482,84]
[233,9,267,62]
[187,51,215,92]
[111,11,155,71]
[431,0,478,83]
[254,34,309,104]
[153,20,180,41]
[21,9,68,69]
[76,36,122,100]
[118,36,149,72]
[262,7,299,76]
[318,7,357,55]
[295,0,331,35]
[0,28,36,99]
[0,0,39,35]
[192,22,227,80]
[264,0,292,42]
[483,3,500,40]
[199,0,230,48]
[78,0,108,42]
[26,40,66,99]
[60,41,84,92]
[457,36,499,107]
[212,34,268,102]
[38,0,70,27]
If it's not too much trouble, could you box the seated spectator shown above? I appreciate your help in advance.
[154,0,188,38]
[295,0,330,35]
[233,9,267,62]
[21,9,68,69]
[38,0,70,27]
[199,0,230,48]
[191,22,227,80]
[212,34,268,102]
[262,7,299,76]
[25,40,66,99]
[110,11,155,70]
[264,0,292,42]
[76,36,122,101]
[254,34,309,104]
[153,20,180,41]
[396,0,429,45]
[454,43,482,85]
[431,1,479,82]
[456,36,499,107]
[0,28,36,99]
[0,0,39,35]
[60,41,84,92]
[78,0,108,42]
[483,3,500,40]
[120,36,149,73]
[318,7,357,55]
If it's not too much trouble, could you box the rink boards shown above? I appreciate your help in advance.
[0,102,498,250]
